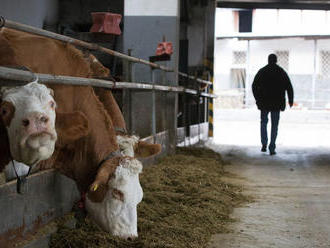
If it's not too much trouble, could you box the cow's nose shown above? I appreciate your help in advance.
[22,119,30,127]
[22,113,49,129]
[39,115,49,124]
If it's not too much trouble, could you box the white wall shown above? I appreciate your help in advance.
[124,0,178,16]
[217,8,330,36]
[215,8,235,36]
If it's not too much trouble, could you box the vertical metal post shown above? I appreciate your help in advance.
[245,39,251,107]
[182,91,187,147]
[151,69,157,143]
[123,49,133,131]
[196,77,201,144]
[162,61,169,148]
[312,39,317,109]
[208,77,214,138]
[162,62,167,133]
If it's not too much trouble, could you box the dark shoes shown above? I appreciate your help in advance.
[261,145,276,155]
[269,150,276,156]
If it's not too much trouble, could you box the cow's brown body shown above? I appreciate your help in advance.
[0,27,163,237]
[0,28,127,132]
[0,28,121,193]
[0,28,161,194]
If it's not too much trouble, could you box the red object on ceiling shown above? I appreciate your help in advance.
[90,12,122,35]
[156,42,173,56]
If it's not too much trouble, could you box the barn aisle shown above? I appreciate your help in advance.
[207,108,330,248]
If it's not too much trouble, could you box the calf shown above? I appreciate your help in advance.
[86,157,143,238]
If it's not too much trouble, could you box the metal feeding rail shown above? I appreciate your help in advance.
[0,17,213,87]
[0,17,215,145]
[0,66,216,98]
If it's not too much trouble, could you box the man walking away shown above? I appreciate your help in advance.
[252,54,294,155]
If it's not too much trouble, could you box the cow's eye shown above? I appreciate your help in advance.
[50,101,55,109]
[22,119,30,127]
[0,105,8,117]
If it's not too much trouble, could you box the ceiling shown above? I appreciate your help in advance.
[217,0,330,10]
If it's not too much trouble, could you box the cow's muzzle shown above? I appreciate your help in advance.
[19,130,57,165]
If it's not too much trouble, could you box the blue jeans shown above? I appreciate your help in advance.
[260,111,280,151]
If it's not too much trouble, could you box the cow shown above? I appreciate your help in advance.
[0,80,57,169]
[0,27,161,158]
[0,27,160,238]
[86,156,143,238]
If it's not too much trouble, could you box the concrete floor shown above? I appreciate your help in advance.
[207,108,330,248]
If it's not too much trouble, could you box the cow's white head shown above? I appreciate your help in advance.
[0,81,57,166]
[117,135,139,157]
[117,135,162,158]
[86,157,143,239]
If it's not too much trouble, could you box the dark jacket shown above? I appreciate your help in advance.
[252,63,294,111]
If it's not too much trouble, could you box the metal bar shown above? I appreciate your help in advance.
[245,39,251,107]
[217,1,330,11]
[2,18,212,86]
[151,70,156,140]
[312,39,318,109]
[0,66,217,98]
[216,34,330,41]
[178,72,212,85]
[196,77,201,144]
[182,93,187,147]
[122,49,133,131]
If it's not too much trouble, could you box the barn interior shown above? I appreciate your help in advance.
[1,0,330,247]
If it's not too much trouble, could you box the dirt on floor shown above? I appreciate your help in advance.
[207,143,330,248]
[49,147,249,248]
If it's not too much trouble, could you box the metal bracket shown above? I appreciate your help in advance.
[0,16,5,28]
[17,176,28,194]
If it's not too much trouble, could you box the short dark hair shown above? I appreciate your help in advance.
[268,54,277,64]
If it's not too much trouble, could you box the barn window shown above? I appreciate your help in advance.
[320,50,330,78]
[231,51,247,89]
[275,50,289,72]
[232,51,247,65]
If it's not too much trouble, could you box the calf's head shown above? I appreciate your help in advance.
[0,81,57,166]
[86,157,143,239]
[117,135,162,158]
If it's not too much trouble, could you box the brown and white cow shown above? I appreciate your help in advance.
[0,27,160,238]
[0,80,57,168]
[0,27,161,158]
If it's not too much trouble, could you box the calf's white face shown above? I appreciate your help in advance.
[86,157,143,239]
[117,135,139,157]
[0,81,57,165]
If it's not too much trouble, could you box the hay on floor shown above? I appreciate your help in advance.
[50,147,249,248]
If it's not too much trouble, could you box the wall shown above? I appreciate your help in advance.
[58,0,123,30]
[215,37,330,108]
[0,170,79,247]
[1,0,58,29]
[123,0,180,146]
[182,1,216,70]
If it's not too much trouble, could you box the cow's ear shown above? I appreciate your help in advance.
[55,111,90,147]
[0,101,11,172]
[0,101,16,126]
[134,141,161,158]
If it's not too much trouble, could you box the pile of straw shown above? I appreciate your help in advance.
[50,147,248,248]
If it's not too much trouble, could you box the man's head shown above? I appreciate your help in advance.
[268,54,277,64]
